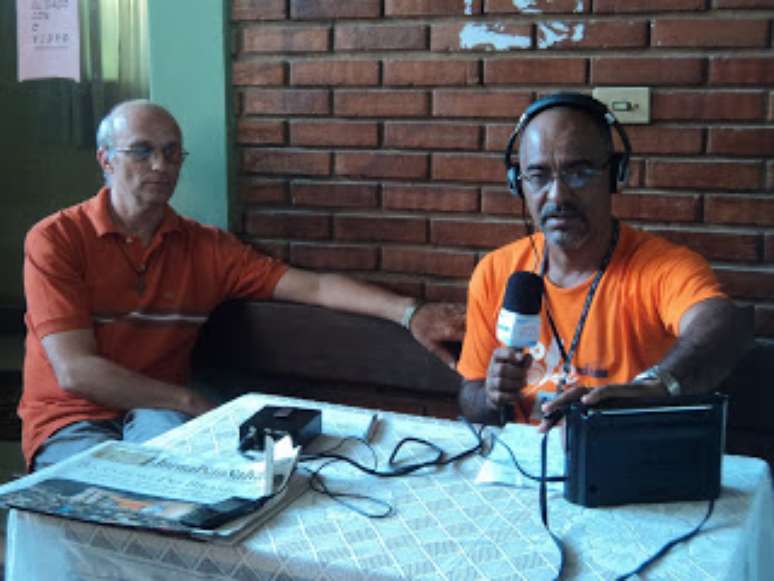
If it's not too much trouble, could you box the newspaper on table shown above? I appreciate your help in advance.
[0,435,302,542]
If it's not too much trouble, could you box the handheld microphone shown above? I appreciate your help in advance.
[496,271,543,349]
[495,271,543,424]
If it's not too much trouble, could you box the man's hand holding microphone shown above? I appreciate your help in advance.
[485,272,543,424]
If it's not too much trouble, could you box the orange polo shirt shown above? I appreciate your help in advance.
[458,223,726,422]
[21,188,287,466]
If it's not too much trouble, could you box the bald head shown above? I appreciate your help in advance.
[96,100,181,152]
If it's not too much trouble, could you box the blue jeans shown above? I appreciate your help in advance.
[31,408,191,472]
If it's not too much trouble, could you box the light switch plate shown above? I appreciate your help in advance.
[592,87,650,124]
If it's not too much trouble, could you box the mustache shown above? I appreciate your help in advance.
[539,203,585,225]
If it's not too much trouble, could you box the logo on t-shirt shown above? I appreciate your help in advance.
[527,338,608,390]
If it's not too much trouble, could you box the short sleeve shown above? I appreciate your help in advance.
[24,220,94,339]
[457,256,500,381]
[209,229,288,301]
[657,247,725,335]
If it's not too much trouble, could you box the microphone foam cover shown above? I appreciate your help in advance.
[503,271,543,315]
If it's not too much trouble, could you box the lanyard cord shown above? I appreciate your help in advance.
[542,220,620,392]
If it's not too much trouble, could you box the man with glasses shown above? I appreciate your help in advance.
[21,100,464,471]
[458,93,751,427]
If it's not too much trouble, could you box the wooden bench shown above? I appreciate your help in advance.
[193,300,774,469]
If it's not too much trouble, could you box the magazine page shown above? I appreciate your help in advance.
[0,436,301,541]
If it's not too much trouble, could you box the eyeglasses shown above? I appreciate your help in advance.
[519,160,609,194]
[112,144,189,165]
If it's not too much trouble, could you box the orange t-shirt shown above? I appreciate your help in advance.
[21,188,288,466]
[457,223,726,422]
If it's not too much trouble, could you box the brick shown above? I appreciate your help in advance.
[291,181,379,208]
[652,91,765,122]
[612,193,701,222]
[383,59,480,87]
[433,90,532,118]
[290,243,378,270]
[431,218,523,248]
[592,58,704,86]
[646,161,762,191]
[386,0,483,16]
[652,19,770,48]
[335,90,430,117]
[716,268,774,300]
[242,149,331,176]
[767,234,774,261]
[383,184,480,213]
[382,247,476,277]
[335,151,429,179]
[594,0,704,11]
[243,89,330,115]
[238,179,289,204]
[335,24,427,51]
[708,128,774,157]
[290,120,378,147]
[244,211,331,240]
[770,92,774,122]
[652,228,761,261]
[754,305,774,339]
[623,126,703,155]
[485,124,516,152]
[290,0,380,19]
[706,195,774,226]
[242,25,329,53]
[623,159,644,189]
[237,119,285,145]
[425,282,468,304]
[383,122,481,150]
[232,61,284,86]
[433,153,503,183]
[431,22,532,52]
[486,0,589,13]
[482,187,524,215]
[290,60,379,86]
[232,0,286,21]
[768,160,774,192]
[485,59,586,85]
[335,215,427,243]
[710,58,774,85]
[714,0,774,8]
[537,20,647,50]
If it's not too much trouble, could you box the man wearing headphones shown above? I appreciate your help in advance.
[458,92,752,428]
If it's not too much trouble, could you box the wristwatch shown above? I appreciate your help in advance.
[633,365,682,396]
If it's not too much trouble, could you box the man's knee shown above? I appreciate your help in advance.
[123,408,191,443]
[31,418,122,472]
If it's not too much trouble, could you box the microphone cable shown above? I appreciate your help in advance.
[489,413,568,581]
[491,411,717,581]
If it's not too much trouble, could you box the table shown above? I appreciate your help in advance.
[5,393,773,580]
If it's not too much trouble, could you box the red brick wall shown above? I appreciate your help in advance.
[231,0,774,339]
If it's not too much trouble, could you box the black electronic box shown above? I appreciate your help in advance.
[563,393,727,507]
[238,406,322,452]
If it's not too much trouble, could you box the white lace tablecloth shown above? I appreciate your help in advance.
[5,393,773,580]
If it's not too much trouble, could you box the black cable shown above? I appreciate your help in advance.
[488,416,566,580]
[298,420,488,518]
[614,499,716,581]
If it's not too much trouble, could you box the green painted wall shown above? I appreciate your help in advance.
[147,0,230,230]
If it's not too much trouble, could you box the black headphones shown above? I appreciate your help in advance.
[504,92,632,198]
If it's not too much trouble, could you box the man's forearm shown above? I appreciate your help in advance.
[660,298,753,394]
[459,379,501,425]
[57,354,211,416]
